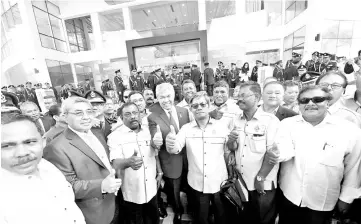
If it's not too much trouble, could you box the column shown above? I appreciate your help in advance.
[90,12,104,58]
[235,0,246,16]
[81,18,91,50]
[198,0,206,31]
[71,63,78,85]
[123,7,132,31]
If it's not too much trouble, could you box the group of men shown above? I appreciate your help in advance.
[2,54,361,224]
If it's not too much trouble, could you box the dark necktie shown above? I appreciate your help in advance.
[168,111,179,134]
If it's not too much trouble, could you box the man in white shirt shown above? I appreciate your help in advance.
[341,70,361,115]
[20,101,53,134]
[1,113,85,224]
[227,81,280,224]
[176,79,197,110]
[275,85,361,224]
[166,91,231,224]
[44,97,121,224]
[316,71,361,128]
[108,102,159,224]
[209,80,242,130]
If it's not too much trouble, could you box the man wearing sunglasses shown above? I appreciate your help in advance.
[274,85,361,224]
[227,81,280,224]
[44,97,120,224]
[165,91,231,224]
[316,71,361,128]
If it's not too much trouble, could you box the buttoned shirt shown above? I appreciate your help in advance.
[328,100,361,128]
[173,118,229,194]
[276,115,361,211]
[230,108,280,191]
[340,91,361,115]
[1,159,86,224]
[258,104,280,115]
[107,124,157,204]
[210,99,242,130]
[68,126,112,172]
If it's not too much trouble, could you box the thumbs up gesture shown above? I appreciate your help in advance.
[101,169,122,194]
[265,143,280,165]
[166,125,177,153]
[128,150,143,170]
[153,125,163,148]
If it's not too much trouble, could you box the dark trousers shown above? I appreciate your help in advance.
[196,85,200,92]
[190,188,227,224]
[207,84,214,96]
[279,191,332,224]
[123,195,159,224]
[242,189,277,224]
[229,81,236,88]
[163,175,183,215]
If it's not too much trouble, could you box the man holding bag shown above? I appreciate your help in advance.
[227,81,280,224]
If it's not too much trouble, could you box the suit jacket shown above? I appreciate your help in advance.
[41,115,55,132]
[148,74,166,93]
[275,106,298,121]
[148,103,190,179]
[191,69,202,86]
[44,128,115,224]
[204,67,215,85]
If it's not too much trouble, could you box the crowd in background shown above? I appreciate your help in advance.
[1,49,361,224]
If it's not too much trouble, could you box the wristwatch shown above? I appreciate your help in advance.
[157,172,163,176]
[256,175,265,182]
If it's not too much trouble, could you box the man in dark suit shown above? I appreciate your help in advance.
[44,96,121,224]
[148,83,190,224]
[204,62,215,96]
[273,60,284,82]
[228,63,239,88]
[191,64,201,91]
[83,79,92,92]
[25,81,40,109]
[261,81,298,121]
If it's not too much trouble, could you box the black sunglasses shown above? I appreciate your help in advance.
[191,103,207,109]
[299,96,328,104]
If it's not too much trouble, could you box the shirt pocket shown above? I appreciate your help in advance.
[319,144,344,167]
[250,135,267,154]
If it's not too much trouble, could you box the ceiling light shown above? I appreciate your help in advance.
[184,14,187,16]
[154,20,156,22]
[182,3,185,6]
[148,10,150,13]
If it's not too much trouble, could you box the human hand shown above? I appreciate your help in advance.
[101,169,122,194]
[228,127,239,143]
[166,125,177,153]
[254,177,266,195]
[153,125,163,148]
[156,173,163,189]
[128,151,143,170]
[265,143,280,165]
[337,199,351,215]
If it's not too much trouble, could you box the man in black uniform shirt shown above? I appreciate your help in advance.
[148,68,166,98]
[203,62,215,96]
[183,65,192,80]
[215,61,225,82]
[320,53,337,74]
[172,66,183,102]
[305,51,321,72]
[191,64,201,91]
[25,81,40,108]
[284,52,303,81]
[273,60,284,82]
[114,69,125,100]
[83,78,92,92]
[129,69,145,92]
[250,60,263,82]
[228,63,239,88]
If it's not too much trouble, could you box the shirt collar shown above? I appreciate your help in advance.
[68,125,91,137]
[190,117,214,128]
[294,114,336,125]
[118,122,145,133]
[240,107,263,121]
[328,100,343,114]
[161,105,176,115]
[259,104,279,115]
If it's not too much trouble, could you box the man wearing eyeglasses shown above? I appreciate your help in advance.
[108,102,160,224]
[226,81,280,224]
[165,91,231,224]
[44,97,121,224]
[209,80,242,130]
[274,85,361,224]
[315,71,361,128]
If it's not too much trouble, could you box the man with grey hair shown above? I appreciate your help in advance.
[166,91,231,224]
[44,97,121,224]
[147,83,190,224]
[274,85,361,224]
[20,101,53,134]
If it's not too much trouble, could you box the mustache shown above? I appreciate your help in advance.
[12,155,37,167]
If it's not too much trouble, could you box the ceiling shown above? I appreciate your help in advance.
[99,9,125,32]
[104,0,135,5]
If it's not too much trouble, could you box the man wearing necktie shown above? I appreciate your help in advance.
[148,83,190,224]
[44,97,120,224]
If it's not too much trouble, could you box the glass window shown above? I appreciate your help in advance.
[285,3,295,24]
[40,34,56,49]
[293,26,306,47]
[1,3,22,31]
[283,26,305,61]
[46,59,75,89]
[70,44,79,53]
[285,0,307,24]
[353,21,361,38]
[336,39,352,56]
[321,39,337,53]
[322,20,339,38]
[338,21,354,39]
[49,15,65,40]
[46,1,60,16]
[295,0,306,17]
[65,18,89,53]
[32,0,67,52]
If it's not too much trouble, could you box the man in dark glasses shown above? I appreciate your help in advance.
[275,85,361,224]
[316,71,361,128]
